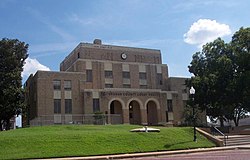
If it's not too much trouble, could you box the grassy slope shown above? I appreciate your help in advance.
[0,125,215,159]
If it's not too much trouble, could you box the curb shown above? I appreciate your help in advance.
[39,146,248,160]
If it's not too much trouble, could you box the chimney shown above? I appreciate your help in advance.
[93,39,102,45]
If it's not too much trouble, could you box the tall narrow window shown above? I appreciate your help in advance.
[157,73,163,85]
[139,72,147,79]
[93,99,100,112]
[64,80,72,90]
[123,84,131,88]
[86,70,93,82]
[65,99,72,114]
[53,80,61,90]
[167,100,173,112]
[105,84,113,88]
[105,71,113,78]
[54,99,61,113]
[122,71,130,79]
[166,111,169,122]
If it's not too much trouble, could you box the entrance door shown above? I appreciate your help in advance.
[110,100,123,124]
[147,101,158,125]
[129,101,141,124]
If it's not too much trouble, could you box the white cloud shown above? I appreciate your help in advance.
[184,19,232,47]
[22,57,50,77]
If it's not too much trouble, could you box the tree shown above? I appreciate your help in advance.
[0,38,28,131]
[230,27,250,126]
[188,27,250,127]
[188,38,234,127]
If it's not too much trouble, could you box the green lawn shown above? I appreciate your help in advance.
[0,125,215,159]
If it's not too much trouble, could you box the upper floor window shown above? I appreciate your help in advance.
[86,70,93,82]
[64,80,72,90]
[105,71,113,78]
[157,73,163,85]
[105,84,113,88]
[123,84,131,88]
[123,71,130,79]
[167,100,173,112]
[53,80,61,90]
[139,72,147,79]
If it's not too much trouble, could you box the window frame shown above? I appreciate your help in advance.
[93,99,100,113]
[53,80,61,90]
[65,99,72,114]
[54,99,61,114]
[64,80,72,90]
[86,70,93,82]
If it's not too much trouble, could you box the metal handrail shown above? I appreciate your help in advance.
[213,126,228,146]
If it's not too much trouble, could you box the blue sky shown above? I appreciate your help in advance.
[0,0,249,81]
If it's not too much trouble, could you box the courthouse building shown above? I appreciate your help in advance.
[25,39,195,126]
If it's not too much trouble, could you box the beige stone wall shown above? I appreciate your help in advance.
[60,40,162,72]
[27,71,85,119]
[25,40,194,126]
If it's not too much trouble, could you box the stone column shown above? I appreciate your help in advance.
[140,109,148,125]
[123,109,130,124]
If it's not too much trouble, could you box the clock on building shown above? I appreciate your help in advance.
[121,53,127,60]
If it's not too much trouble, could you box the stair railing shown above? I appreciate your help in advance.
[212,126,229,146]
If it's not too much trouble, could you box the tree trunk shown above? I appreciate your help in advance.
[219,116,224,127]
[5,119,11,130]
[234,116,240,127]
[0,120,2,131]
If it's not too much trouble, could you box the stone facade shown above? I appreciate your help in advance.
[25,39,199,126]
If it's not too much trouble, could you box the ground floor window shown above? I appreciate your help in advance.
[54,99,61,113]
[93,99,100,112]
[65,99,72,114]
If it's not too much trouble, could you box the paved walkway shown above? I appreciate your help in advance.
[42,145,250,160]
[126,149,250,160]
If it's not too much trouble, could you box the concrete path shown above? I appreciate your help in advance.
[40,145,250,160]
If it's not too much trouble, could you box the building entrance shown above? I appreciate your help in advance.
[146,101,158,125]
[129,101,141,125]
[110,100,123,124]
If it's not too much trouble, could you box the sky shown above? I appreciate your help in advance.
[0,0,250,82]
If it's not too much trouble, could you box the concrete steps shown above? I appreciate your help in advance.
[217,135,250,146]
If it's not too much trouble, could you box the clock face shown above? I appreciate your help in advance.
[121,53,127,60]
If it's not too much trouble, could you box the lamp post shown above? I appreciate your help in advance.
[189,86,196,142]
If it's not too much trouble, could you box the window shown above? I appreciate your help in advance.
[167,100,173,112]
[105,84,113,88]
[93,99,100,112]
[65,99,72,114]
[123,84,131,88]
[166,111,169,122]
[140,85,147,89]
[86,70,93,82]
[53,80,61,90]
[105,71,113,78]
[122,71,130,79]
[54,99,61,114]
[157,73,163,85]
[64,80,71,90]
[139,72,147,79]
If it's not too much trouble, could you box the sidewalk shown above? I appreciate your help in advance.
[39,145,250,160]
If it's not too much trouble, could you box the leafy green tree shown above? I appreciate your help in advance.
[188,38,234,127]
[0,38,28,130]
[188,27,250,127]
[230,27,250,126]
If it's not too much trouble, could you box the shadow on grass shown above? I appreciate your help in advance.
[164,140,193,148]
